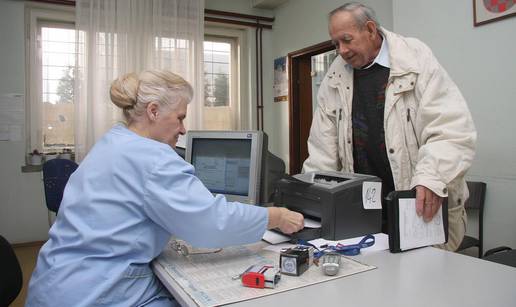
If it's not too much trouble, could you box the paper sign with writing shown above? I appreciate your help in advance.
[362,181,382,209]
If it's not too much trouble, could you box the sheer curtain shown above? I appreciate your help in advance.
[74,0,204,161]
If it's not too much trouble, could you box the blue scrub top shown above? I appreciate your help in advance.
[26,124,268,307]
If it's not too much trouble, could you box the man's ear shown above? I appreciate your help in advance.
[365,20,377,36]
[147,102,159,121]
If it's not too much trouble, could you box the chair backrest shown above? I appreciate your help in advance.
[43,158,78,213]
[465,181,487,210]
[465,181,487,254]
[0,235,23,306]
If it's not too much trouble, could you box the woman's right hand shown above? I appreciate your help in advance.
[267,207,304,234]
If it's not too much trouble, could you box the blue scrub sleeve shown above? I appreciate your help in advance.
[142,151,268,248]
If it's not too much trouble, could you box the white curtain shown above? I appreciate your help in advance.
[74,0,204,161]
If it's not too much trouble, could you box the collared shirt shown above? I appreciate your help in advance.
[358,33,390,70]
[26,124,268,307]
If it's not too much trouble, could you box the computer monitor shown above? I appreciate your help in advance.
[185,130,285,205]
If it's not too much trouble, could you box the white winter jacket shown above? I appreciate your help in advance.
[303,29,476,248]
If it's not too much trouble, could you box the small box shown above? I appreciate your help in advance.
[279,246,313,276]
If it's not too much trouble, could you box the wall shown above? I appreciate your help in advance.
[393,0,516,251]
[0,0,51,243]
[268,0,393,169]
[205,0,273,16]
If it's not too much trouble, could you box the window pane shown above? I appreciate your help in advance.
[212,63,229,74]
[203,40,231,108]
[212,51,229,63]
[41,26,76,152]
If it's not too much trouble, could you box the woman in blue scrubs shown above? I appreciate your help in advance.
[26,70,304,307]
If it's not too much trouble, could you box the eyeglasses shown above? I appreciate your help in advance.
[169,239,222,256]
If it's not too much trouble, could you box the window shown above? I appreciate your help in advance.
[204,39,231,108]
[27,7,76,154]
[40,25,76,153]
[203,35,238,130]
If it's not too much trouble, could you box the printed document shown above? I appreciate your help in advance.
[398,198,445,250]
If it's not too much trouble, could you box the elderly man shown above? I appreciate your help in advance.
[303,2,476,251]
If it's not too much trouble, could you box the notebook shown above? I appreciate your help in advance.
[385,190,448,253]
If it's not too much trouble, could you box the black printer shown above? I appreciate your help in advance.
[273,171,382,241]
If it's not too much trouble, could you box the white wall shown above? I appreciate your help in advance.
[0,0,51,243]
[393,0,516,251]
[205,0,273,16]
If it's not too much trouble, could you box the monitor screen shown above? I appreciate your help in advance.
[190,138,251,197]
[185,131,264,205]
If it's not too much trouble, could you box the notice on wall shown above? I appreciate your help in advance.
[273,56,288,103]
[0,93,24,141]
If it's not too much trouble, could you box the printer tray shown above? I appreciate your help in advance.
[272,227,321,243]
[288,227,321,243]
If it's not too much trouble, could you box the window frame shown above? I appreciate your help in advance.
[204,26,249,130]
[203,35,237,127]
[25,4,75,154]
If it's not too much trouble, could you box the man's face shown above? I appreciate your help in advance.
[329,11,379,68]
[151,100,187,148]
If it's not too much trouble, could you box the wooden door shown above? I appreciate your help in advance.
[288,41,335,174]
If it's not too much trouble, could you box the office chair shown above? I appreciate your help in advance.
[42,158,78,215]
[483,246,516,268]
[0,235,23,307]
[457,181,487,258]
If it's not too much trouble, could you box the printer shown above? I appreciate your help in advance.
[273,171,382,241]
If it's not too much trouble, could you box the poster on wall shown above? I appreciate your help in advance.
[0,93,24,141]
[474,0,516,26]
[273,56,288,103]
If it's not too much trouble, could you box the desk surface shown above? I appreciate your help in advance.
[153,245,516,307]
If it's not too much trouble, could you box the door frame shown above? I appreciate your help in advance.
[288,40,335,174]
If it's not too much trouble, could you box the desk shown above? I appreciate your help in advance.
[153,244,516,307]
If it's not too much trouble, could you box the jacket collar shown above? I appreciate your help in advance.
[380,28,420,76]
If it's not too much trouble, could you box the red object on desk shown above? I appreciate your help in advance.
[242,271,266,288]
[241,265,280,289]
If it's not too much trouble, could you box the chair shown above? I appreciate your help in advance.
[457,181,487,258]
[42,158,78,214]
[0,235,23,307]
[483,246,516,268]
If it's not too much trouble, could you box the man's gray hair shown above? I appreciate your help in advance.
[329,2,381,29]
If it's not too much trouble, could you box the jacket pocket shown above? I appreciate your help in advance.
[402,99,420,170]
[96,263,155,305]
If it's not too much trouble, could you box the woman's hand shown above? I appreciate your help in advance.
[267,207,304,234]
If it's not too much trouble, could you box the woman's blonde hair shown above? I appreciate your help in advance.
[110,69,193,123]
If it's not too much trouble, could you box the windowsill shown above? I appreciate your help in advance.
[21,165,42,173]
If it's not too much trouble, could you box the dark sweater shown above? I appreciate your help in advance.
[351,63,395,197]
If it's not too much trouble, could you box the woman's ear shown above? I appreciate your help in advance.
[146,102,159,121]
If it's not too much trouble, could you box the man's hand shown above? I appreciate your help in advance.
[267,207,304,234]
[415,185,443,222]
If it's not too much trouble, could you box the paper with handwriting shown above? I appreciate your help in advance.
[398,198,445,250]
